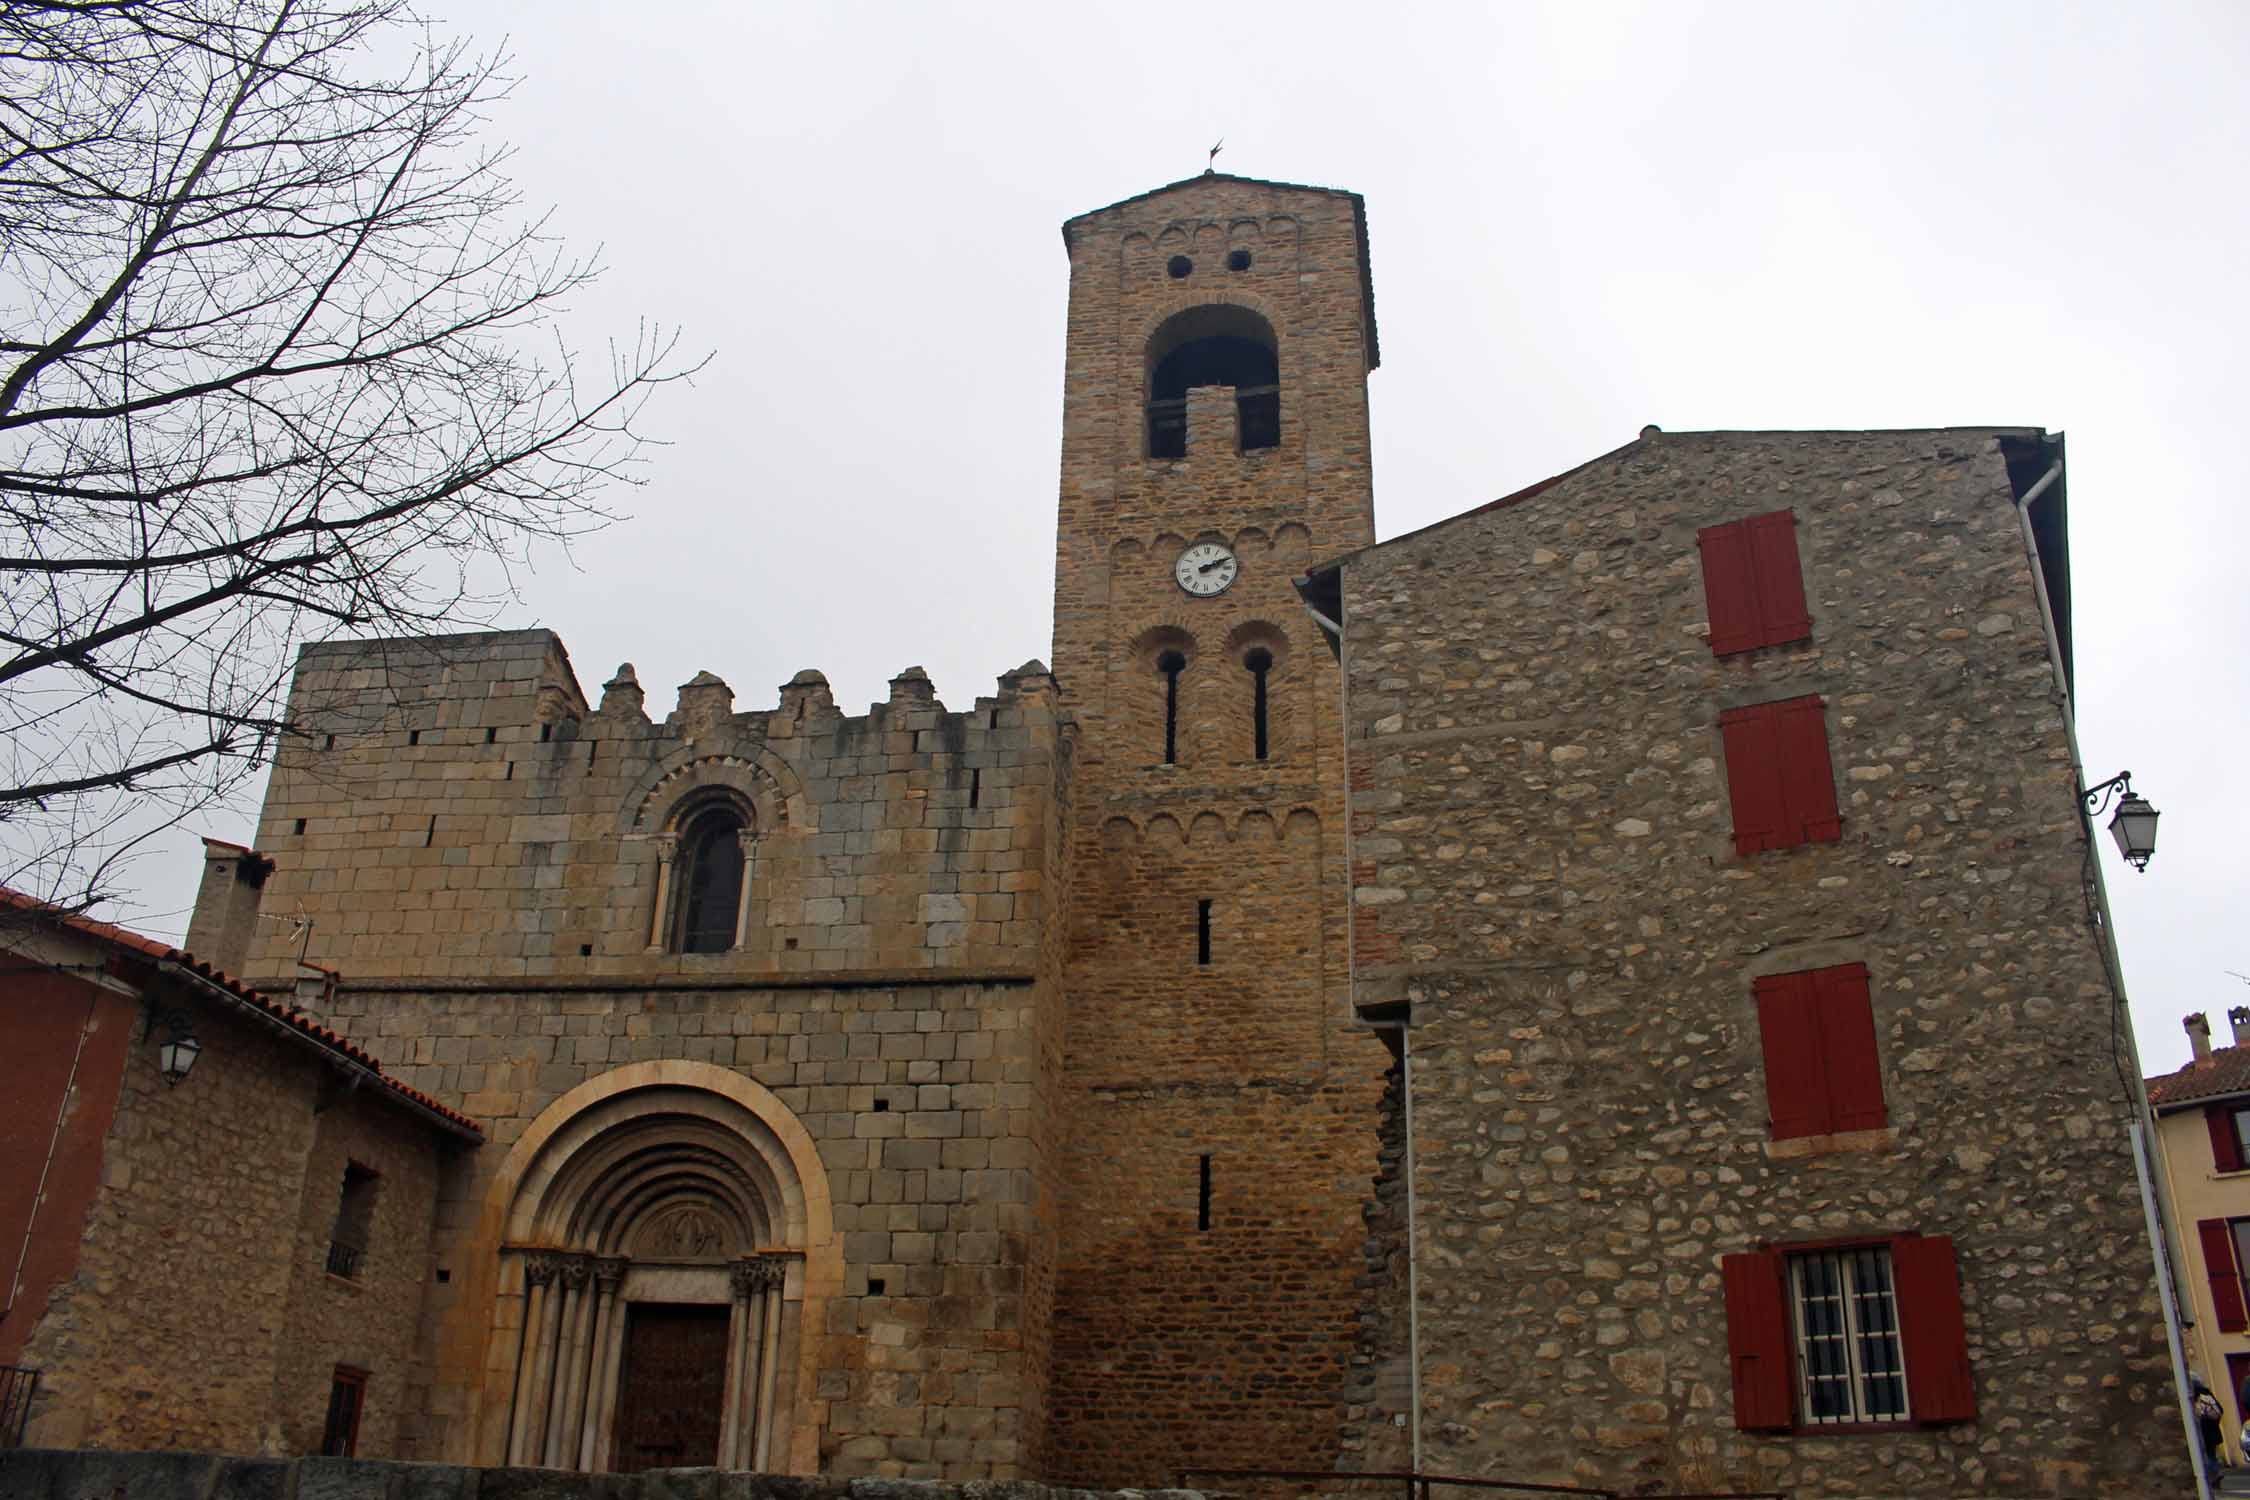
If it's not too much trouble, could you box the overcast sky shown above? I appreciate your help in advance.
[116,0,2248,1078]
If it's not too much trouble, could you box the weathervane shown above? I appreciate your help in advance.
[1206,138,1224,174]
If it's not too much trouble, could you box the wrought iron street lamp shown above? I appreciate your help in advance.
[151,1010,200,1086]
[2082,770,2160,872]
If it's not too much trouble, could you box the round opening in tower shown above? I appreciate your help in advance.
[1144,304,1278,459]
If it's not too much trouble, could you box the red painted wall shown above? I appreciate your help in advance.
[0,967,134,1366]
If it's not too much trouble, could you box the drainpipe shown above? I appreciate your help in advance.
[2014,453,2206,1495]
[1308,573,1424,1473]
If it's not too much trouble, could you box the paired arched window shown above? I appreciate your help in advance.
[1146,305,1279,459]
[1140,627,1288,767]
[670,799,752,953]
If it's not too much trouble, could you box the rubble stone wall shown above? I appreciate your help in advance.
[1336,428,2188,1497]
[18,984,440,1460]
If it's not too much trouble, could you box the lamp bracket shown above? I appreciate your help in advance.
[2081,769,2135,818]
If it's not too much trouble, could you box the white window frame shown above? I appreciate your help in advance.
[1788,1245,1911,1426]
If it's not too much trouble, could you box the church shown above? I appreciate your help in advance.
[0,172,2190,1498]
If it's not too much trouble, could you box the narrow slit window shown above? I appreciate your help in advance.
[484,727,497,744]
[1197,898,1213,965]
[1198,1154,1213,1231]
[540,722,552,743]
[423,815,436,849]
[327,1163,379,1279]
[969,768,981,809]
[1158,651,1186,765]
[323,734,335,751]
[1245,647,1273,760]
[294,818,307,835]
[407,729,419,746]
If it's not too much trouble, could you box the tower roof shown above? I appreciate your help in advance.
[1063,172,1379,369]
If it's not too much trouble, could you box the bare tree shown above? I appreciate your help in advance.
[0,0,697,911]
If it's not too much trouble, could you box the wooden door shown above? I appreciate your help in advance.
[611,1302,730,1472]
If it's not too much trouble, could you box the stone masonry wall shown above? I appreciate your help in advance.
[269,1096,449,1458]
[219,634,1073,1480]
[1044,176,1387,1484]
[1337,428,2187,1497]
[0,1447,1209,1500]
[20,978,439,1460]
[368,979,1046,1479]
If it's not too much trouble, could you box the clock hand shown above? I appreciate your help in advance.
[1199,558,1229,573]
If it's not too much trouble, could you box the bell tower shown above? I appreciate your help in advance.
[1045,174,1387,1482]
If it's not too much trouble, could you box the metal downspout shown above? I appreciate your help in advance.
[2014,455,2204,1493]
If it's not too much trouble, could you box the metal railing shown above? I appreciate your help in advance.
[326,1239,364,1278]
[1,1365,38,1448]
[1176,1467,1788,1500]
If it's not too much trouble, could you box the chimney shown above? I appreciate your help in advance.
[2187,1012,2214,1063]
[2230,1007,2250,1049]
[184,837,273,976]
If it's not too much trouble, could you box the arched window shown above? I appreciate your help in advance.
[673,801,749,953]
[1244,647,1273,761]
[1157,650,1187,765]
[1146,305,1279,458]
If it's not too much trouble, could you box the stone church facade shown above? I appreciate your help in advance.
[1,173,2189,1497]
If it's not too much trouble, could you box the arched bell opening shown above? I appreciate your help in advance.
[484,1081,820,1474]
[1145,304,1280,458]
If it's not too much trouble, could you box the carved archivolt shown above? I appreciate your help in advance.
[621,746,798,834]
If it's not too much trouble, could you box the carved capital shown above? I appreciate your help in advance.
[524,1250,563,1288]
[560,1252,593,1290]
[595,1256,629,1290]
[729,1258,761,1301]
[653,831,681,865]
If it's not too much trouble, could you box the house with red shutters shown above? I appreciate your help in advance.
[2149,1007,2250,1460]
[1304,425,2184,1496]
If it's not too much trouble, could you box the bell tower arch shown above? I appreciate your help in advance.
[1046,174,1387,1482]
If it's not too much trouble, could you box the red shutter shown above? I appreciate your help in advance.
[1774,695,1843,845]
[2201,1218,2249,1333]
[1756,972,1830,1139]
[1698,520,1762,656]
[1720,704,1788,856]
[2211,1106,2244,1174]
[1813,963,1888,1133]
[1746,510,1812,645]
[1894,1234,1976,1423]
[1722,1250,1794,1430]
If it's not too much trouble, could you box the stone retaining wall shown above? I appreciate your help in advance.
[0,1449,1201,1500]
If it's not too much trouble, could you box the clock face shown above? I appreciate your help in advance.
[1174,541,1239,597]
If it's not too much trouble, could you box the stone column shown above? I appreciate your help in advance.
[553,1253,599,1467]
[720,1258,759,1467]
[510,1251,564,1465]
[646,833,680,949]
[579,1257,628,1472]
[731,829,759,950]
[751,1255,786,1471]
[541,1254,591,1466]
[580,1259,634,1475]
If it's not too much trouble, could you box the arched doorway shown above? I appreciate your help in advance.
[478,1065,835,1473]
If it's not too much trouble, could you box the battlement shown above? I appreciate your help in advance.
[246,630,1073,986]
[286,630,1061,749]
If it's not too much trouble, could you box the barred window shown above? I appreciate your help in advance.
[1789,1245,1908,1425]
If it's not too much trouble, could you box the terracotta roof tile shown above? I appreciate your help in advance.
[0,888,480,1136]
[2147,1044,2250,1109]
